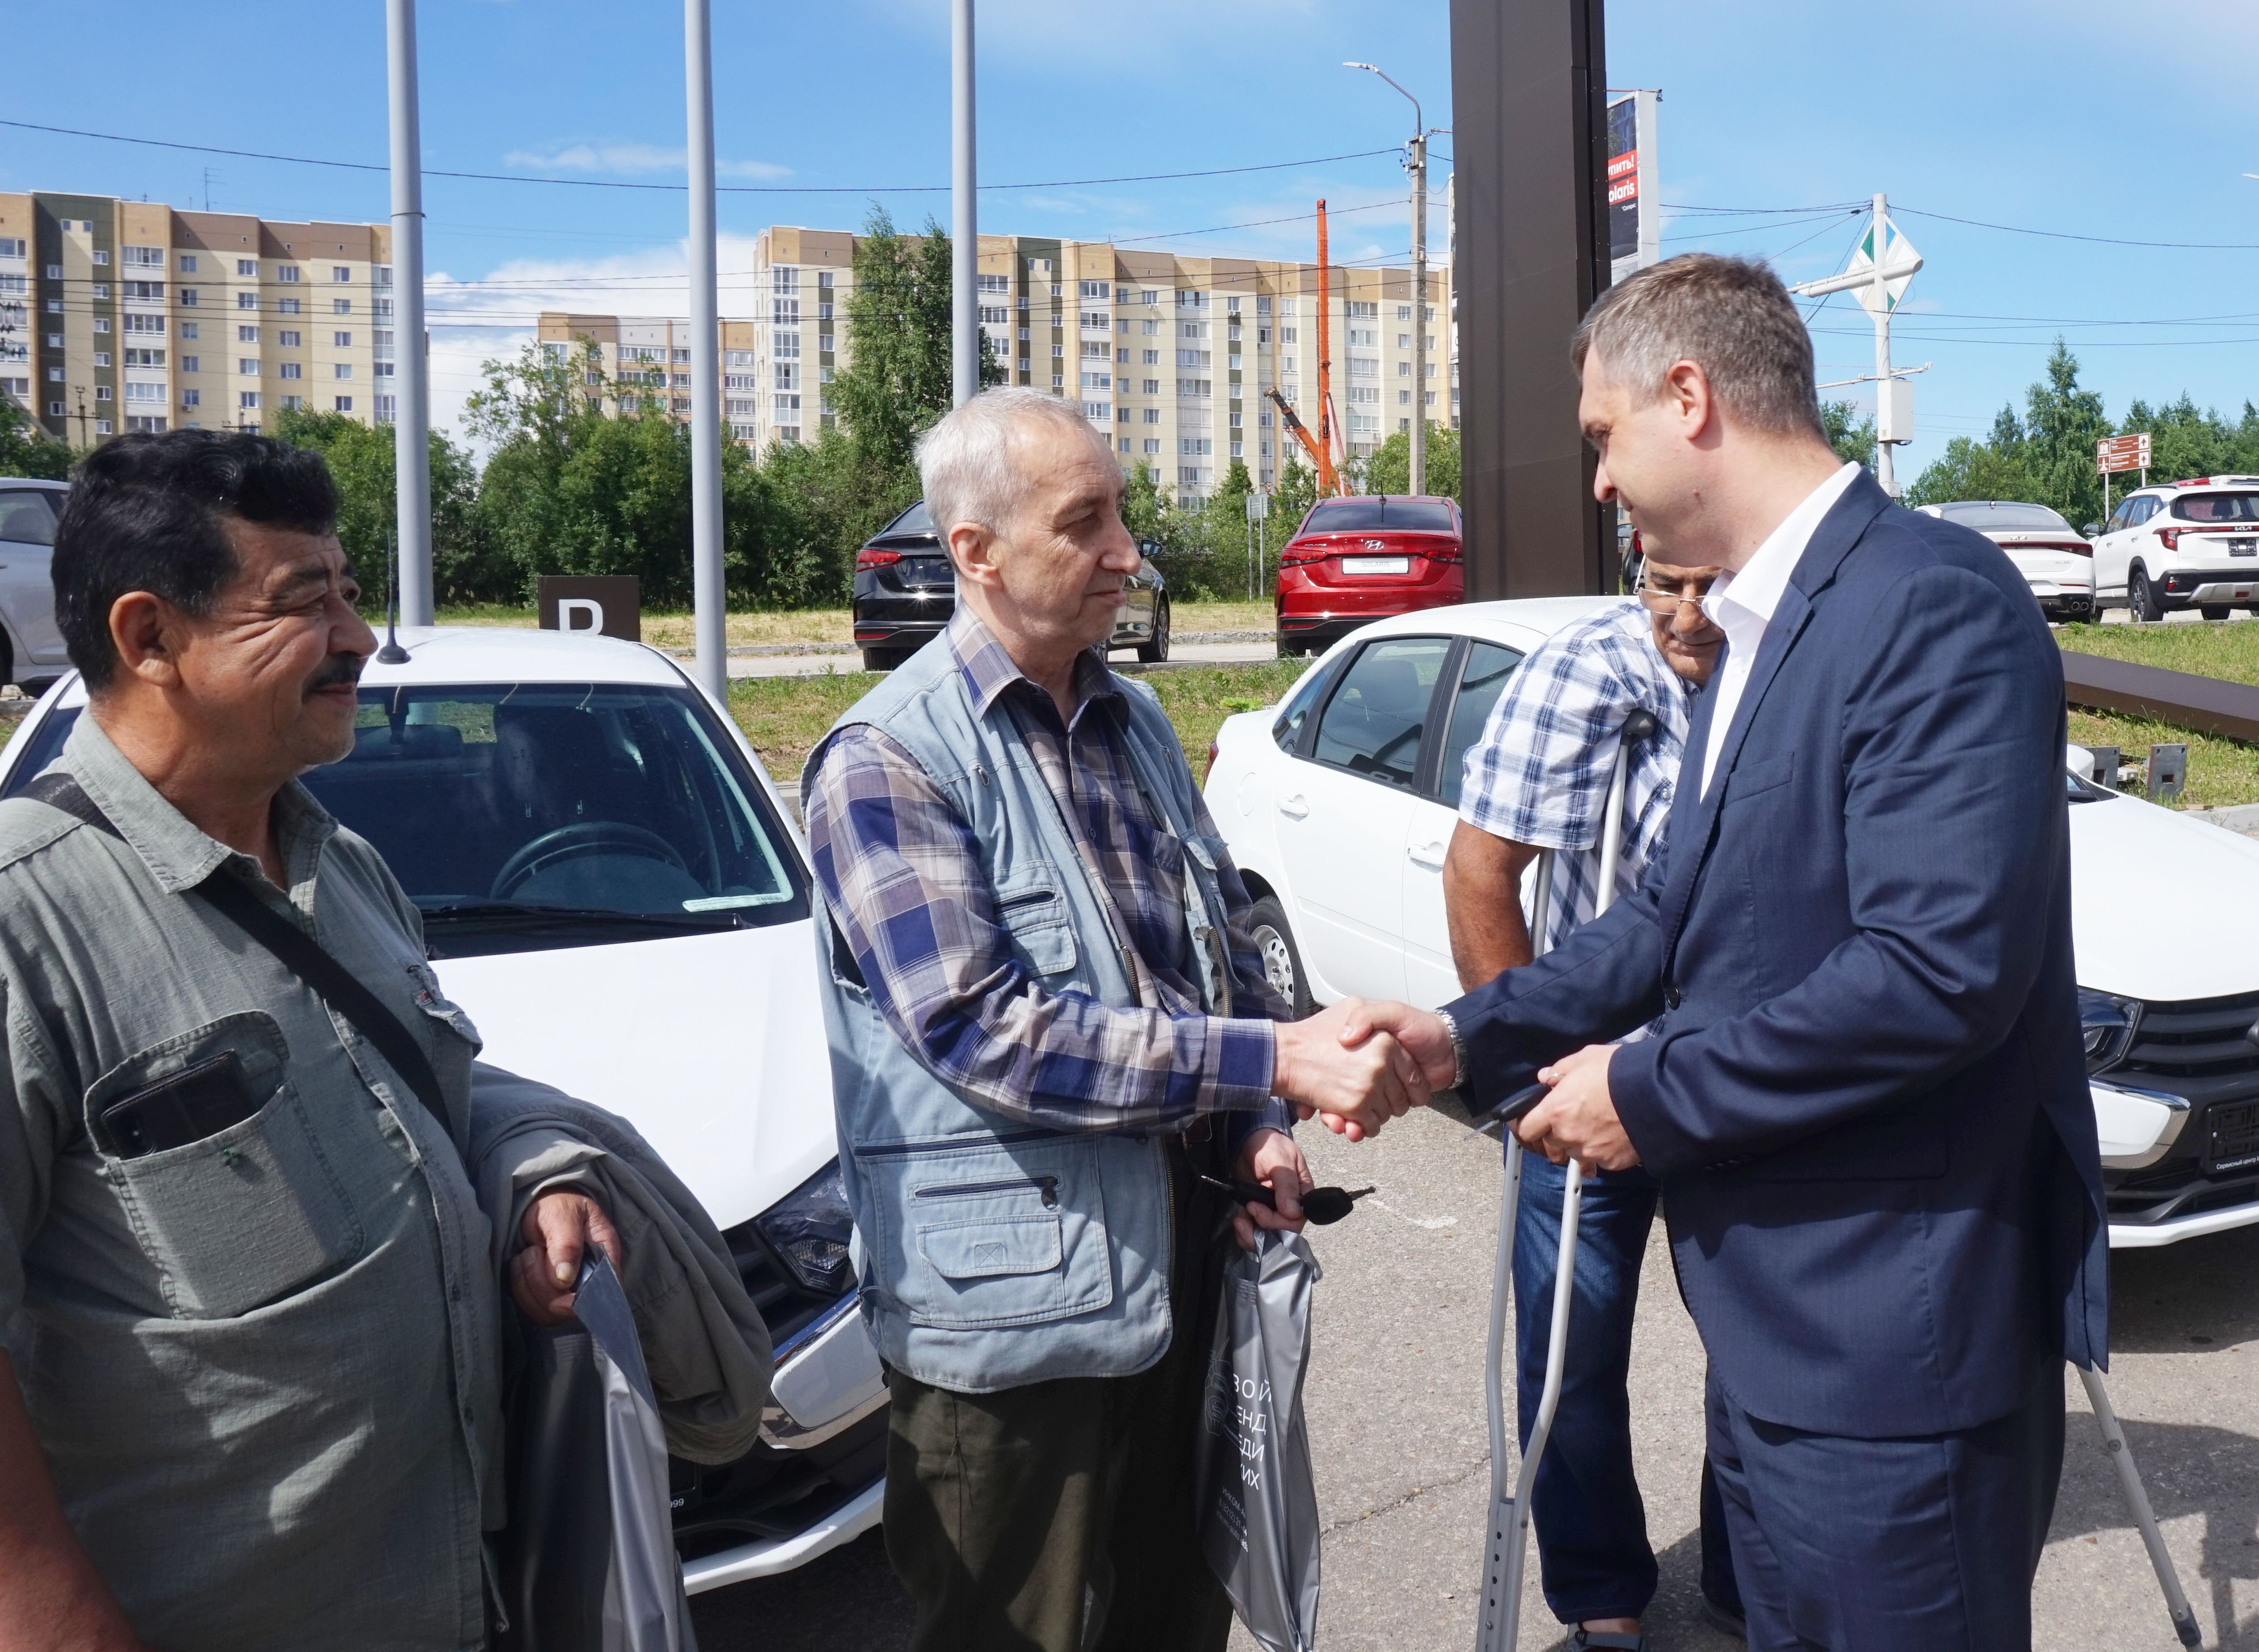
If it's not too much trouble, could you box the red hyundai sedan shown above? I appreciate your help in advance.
[1274,495,1463,656]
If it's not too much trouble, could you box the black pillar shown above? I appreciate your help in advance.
[1451,0,1613,599]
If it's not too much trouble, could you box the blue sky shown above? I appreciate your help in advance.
[9,0,2258,474]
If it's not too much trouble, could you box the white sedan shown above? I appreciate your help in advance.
[0,626,885,1592]
[1205,600,2259,1248]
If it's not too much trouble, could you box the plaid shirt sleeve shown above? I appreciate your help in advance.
[804,724,1280,1134]
[1457,615,1646,854]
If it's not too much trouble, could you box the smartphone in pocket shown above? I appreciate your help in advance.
[99,1051,264,1160]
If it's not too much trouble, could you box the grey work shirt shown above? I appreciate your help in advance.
[0,714,501,1651]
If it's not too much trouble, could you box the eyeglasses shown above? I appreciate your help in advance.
[1632,564,1725,616]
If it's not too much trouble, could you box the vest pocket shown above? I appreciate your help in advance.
[857,1136,1114,1330]
[992,868,1078,977]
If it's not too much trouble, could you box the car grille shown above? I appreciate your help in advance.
[663,1216,880,1553]
[720,1213,845,1349]
[2104,989,2259,1225]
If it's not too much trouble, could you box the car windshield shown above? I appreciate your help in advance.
[1303,498,1455,533]
[2169,492,2259,523]
[4,685,808,957]
[879,501,935,537]
[1936,502,2072,532]
[0,489,61,546]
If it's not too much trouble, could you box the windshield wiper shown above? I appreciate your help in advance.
[419,899,745,929]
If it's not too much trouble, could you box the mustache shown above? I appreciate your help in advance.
[308,655,366,693]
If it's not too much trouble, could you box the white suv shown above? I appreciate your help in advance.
[2090,475,2259,621]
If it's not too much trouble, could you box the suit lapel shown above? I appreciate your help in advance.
[1655,472,1893,972]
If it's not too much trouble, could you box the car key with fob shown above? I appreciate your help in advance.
[1199,1173,1374,1225]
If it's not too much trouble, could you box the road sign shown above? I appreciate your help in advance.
[2097,433,2152,476]
[538,575,642,641]
[1245,492,1269,521]
[1842,216,1921,316]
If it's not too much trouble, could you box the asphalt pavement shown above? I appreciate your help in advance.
[693,1102,2259,1650]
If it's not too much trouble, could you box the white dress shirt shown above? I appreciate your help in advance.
[1698,462,1864,798]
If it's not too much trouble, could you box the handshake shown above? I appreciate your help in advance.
[1270,1000,1457,1142]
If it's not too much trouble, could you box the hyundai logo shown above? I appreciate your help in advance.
[2247,1018,2259,1050]
[1364,538,1387,550]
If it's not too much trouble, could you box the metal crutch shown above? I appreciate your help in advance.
[1475,709,1655,1651]
[2080,1364,2202,1647]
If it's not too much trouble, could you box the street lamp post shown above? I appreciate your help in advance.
[386,0,433,626]
[685,0,726,701]
[952,0,979,408]
[1345,61,1428,497]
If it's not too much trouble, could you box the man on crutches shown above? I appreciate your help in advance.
[1349,255,2115,1650]
[1444,567,1733,1649]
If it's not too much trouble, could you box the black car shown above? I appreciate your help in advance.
[850,501,1172,671]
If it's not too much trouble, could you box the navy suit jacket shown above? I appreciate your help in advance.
[1450,472,2108,1438]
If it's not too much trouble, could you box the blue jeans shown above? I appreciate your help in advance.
[1511,1149,1741,1624]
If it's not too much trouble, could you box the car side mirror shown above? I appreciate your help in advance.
[2083,524,2103,538]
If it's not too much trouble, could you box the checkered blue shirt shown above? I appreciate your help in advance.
[803,607,1293,1136]
[1457,602,1697,954]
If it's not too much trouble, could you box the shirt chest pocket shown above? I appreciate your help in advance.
[91,1013,365,1321]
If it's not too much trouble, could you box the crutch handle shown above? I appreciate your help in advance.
[1475,1081,1550,1137]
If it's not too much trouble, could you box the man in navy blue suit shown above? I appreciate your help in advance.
[1345,254,2107,1649]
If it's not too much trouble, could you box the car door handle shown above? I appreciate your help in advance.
[1277,794,1310,820]
[1407,839,1447,871]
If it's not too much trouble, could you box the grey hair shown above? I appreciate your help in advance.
[1571,253,1825,440]
[915,387,1116,544]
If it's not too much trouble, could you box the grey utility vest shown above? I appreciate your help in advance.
[804,639,1242,1394]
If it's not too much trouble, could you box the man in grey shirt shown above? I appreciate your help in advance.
[0,431,617,1651]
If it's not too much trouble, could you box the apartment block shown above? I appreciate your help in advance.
[0,191,396,447]
[539,223,1454,507]
[533,313,761,435]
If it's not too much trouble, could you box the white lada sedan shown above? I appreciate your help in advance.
[0,626,884,1594]
[1204,600,2259,1250]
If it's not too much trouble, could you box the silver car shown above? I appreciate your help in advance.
[0,479,72,693]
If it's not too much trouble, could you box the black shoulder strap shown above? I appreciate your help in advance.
[23,771,452,1135]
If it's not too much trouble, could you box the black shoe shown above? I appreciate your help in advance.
[1700,1594,1747,1642]
[1572,1631,1648,1651]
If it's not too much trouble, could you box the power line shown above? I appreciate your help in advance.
[1891,205,2259,252]
[0,118,1401,196]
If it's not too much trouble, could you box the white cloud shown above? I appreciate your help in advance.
[421,232,772,456]
[502,142,791,181]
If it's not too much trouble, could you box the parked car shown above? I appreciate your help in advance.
[1274,495,1464,657]
[1205,600,2259,1249]
[0,626,887,1594]
[1912,500,2095,621]
[0,478,75,694]
[850,499,1171,670]
[2089,475,2259,621]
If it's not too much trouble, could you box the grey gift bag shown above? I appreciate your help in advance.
[498,1251,697,1652]
[1197,1228,1323,1652]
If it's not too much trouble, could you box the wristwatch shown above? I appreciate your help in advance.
[1434,1009,1469,1091]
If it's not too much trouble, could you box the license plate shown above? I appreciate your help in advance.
[2228,537,2255,556]
[897,557,956,587]
[1339,555,1410,575]
[2205,1098,2259,1174]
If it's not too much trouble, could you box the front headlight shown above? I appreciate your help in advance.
[754,1159,855,1296]
[2078,988,2142,1077]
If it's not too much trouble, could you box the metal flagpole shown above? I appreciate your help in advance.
[951,0,979,408]
[385,0,433,626]
[685,0,726,702]
[1871,192,1895,498]
[1409,128,1427,497]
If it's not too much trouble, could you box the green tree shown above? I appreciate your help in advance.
[467,338,827,608]
[831,205,1003,483]
[271,405,497,602]
[1820,399,1875,472]
[0,399,74,480]
[1358,424,1463,499]
[2017,341,2112,528]
[1903,437,2039,509]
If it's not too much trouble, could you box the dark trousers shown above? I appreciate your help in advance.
[882,1143,1233,1652]
[1703,1352,2065,1651]
[1513,1151,1738,1624]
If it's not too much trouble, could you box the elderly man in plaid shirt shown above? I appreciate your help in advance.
[1442,555,1737,1649]
[803,389,1429,1652]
